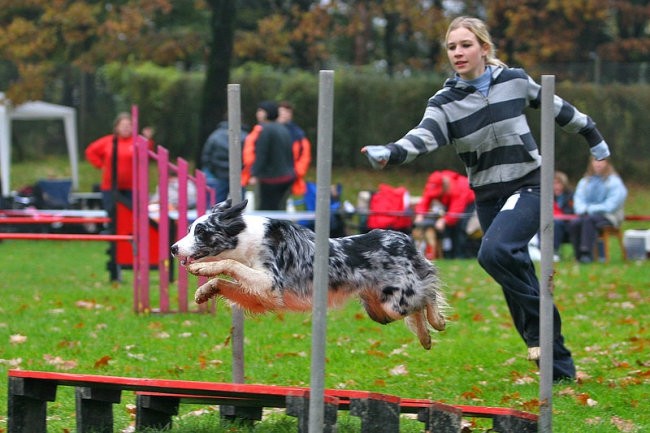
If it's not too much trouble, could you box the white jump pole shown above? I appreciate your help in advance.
[309,70,335,433]
[539,75,556,432]
[227,84,246,383]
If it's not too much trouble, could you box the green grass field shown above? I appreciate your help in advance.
[1,157,649,432]
[0,241,648,432]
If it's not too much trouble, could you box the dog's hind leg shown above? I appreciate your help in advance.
[426,301,446,331]
[404,311,432,350]
[359,290,394,324]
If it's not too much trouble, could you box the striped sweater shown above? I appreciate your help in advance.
[386,67,610,202]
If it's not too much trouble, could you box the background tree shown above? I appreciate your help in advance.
[199,0,237,161]
[0,0,191,104]
[1,0,648,169]
[597,0,650,62]
[486,0,611,67]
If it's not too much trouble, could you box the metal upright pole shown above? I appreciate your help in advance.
[309,70,334,433]
[227,84,245,384]
[539,75,556,432]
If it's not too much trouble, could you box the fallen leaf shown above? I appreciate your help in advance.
[125,403,136,416]
[514,375,536,385]
[576,393,598,406]
[0,358,23,368]
[576,371,591,383]
[558,387,576,396]
[75,300,102,310]
[585,416,603,426]
[389,364,408,376]
[9,334,27,344]
[499,392,521,405]
[521,398,540,412]
[611,416,636,432]
[367,349,386,358]
[43,354,77,370]
[94,355,112,368]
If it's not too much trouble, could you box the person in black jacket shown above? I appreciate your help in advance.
[249,101,296,210]
[201,120,248,204]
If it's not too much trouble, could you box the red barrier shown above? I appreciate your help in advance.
[0,233,131,242]
[1,107,213,315]
[131,125,213,314]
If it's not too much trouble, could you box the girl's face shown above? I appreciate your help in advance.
[446,27,488,80]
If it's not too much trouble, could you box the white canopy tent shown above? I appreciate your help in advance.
[0,92,79,197]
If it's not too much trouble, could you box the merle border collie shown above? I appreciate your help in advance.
[171,199,447,349]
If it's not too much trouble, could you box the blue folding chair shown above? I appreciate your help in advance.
[34,179,72,209]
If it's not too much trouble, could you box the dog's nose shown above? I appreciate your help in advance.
[171,244,178,256]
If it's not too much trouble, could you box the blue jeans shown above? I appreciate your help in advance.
[206,178,245,206]
[476,186,575,380]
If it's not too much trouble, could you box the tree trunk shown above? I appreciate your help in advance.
[197,0,236,165]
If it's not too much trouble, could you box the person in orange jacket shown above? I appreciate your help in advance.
[413,169,476,258]
[241,101,295,210]
[85,112,154,212]
[242,101,312,198]
[278,101,312,196]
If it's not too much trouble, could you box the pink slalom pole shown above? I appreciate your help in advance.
[176,158,189,313]
[192,169,214,313]
[157,146,171,313]
[134,110,150,313]
[131,105,141,312]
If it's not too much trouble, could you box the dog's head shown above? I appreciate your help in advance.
[171,198,248,266]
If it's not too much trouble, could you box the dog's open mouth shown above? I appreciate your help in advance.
[176,255,195,267]
[175,254,210,267]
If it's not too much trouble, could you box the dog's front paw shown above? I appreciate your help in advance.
[195,278,220,304]
[187,262,220,277]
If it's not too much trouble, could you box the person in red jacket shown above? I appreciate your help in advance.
[85,112,154,212]
[413,170,476,258]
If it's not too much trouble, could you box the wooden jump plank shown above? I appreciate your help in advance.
[135,390,340,433]
[454,404,538,421]
[7,370,538,433]
[399,398,463,433]
[8,370,302,401]
[7,370,340,433]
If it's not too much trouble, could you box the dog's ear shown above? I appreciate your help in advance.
[217,198,247,220]
[210,198,233,214]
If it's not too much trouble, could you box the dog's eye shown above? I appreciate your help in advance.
[194,224,206,236]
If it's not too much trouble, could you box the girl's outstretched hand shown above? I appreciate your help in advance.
[361,145,390,169]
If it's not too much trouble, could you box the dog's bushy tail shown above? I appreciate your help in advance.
[423,270,449,330]
[403,269,449,349]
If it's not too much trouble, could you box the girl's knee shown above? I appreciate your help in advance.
[478,240,509,270]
